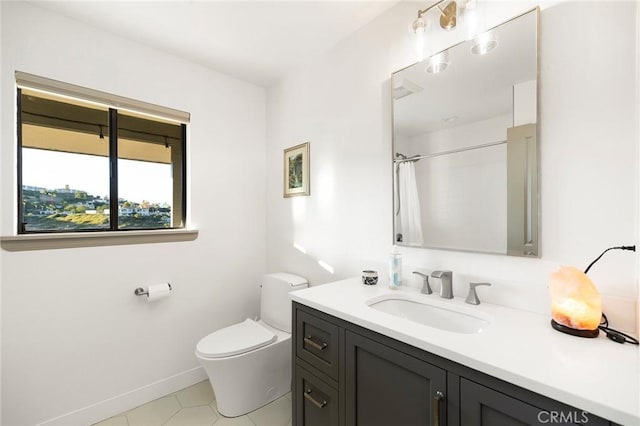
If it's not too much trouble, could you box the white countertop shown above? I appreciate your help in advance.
[290,278,640,426]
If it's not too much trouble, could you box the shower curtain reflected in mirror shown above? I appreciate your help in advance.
[396,161,424,245]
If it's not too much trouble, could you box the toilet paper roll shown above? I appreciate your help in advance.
[147,283,172,302]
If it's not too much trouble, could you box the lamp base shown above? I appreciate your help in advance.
[550,319,599,338]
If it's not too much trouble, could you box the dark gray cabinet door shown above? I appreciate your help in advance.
[461,378,541,426]
[295,364,340,426]
[345,331,447,426]
[460,378,607,426]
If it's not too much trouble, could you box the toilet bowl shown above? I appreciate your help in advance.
[195,273,308,417]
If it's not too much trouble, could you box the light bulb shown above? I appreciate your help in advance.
[412,16,426,34]
[464,0,478,10]
[464,7,479,40]
[412,16,427,62]
[416,32,425,62]
[461,0,485,41]
[471,30,498,55]
[425,50,450,74]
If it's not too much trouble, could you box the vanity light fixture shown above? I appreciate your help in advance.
[425,50,450,74]
[471,30,498,55]
[439,1,457,30]
[411,0,484,63]
[411,1,458,35]
[411,0,457,62]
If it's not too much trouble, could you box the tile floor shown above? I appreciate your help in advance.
[93,380,292,426]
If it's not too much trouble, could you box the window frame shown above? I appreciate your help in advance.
[16,83,188,235]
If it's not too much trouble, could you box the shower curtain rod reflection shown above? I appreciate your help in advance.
[394,140,506,163]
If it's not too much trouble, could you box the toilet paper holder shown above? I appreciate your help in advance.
[134,283,172,296]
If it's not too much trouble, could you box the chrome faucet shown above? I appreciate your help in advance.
[431,270,453,299]
[465,282,492,305]
[412,271,432,295]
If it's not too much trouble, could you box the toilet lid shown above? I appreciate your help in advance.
[196,319,277,358]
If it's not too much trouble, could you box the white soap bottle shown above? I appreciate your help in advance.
[389,245,402,289]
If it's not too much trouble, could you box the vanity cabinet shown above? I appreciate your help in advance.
[345,331,447,426]
[292,302,613,426]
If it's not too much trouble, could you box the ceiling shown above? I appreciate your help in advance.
[31,0,399,87]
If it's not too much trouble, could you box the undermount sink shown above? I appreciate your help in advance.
[366,293,492,334]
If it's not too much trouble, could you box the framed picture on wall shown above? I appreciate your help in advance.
[283,142,310,197]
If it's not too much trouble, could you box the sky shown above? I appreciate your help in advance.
[22,148,172,205]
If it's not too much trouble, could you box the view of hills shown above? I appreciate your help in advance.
[22,185,171,231]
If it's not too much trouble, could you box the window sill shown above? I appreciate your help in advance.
[1,229,198,251]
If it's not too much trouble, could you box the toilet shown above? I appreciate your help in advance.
[195,273,308,417]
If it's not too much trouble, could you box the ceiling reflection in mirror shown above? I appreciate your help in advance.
[392,9,538,257]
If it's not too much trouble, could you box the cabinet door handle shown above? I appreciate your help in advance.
[432,391,444,426]
[304,335,328,350]
[304,388,327,408]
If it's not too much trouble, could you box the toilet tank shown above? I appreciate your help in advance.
[260,273,308,333]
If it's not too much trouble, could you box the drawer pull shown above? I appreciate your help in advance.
[304,388,327,408]
[432,391,444,426]
[304,335,328,351]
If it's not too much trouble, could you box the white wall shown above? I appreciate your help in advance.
[0,2,3,422]
[0,3,266,425]
[637,0,640,335]
[266,1,638,332]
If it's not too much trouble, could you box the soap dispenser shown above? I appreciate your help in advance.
[389,245,402,289]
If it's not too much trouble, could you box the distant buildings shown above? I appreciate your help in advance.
[22,185,169,219]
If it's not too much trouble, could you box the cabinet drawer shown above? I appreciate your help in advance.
[294,364,340,426]
[296,309,340,380]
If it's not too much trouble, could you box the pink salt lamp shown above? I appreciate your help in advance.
[548,266,601,337]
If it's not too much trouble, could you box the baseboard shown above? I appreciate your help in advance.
[36,366,207,426]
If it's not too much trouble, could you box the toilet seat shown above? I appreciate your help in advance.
[196,319,277,359]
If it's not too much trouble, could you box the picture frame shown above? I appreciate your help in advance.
[283,142,310,197]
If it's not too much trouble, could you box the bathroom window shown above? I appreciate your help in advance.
[17,78,187,234]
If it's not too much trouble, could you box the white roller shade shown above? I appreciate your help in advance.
[16,71,190,124]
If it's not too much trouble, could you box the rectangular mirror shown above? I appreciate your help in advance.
[392,8,539,257]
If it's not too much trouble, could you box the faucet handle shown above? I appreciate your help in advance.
[412,271,432,295]
[466,282,491,305]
